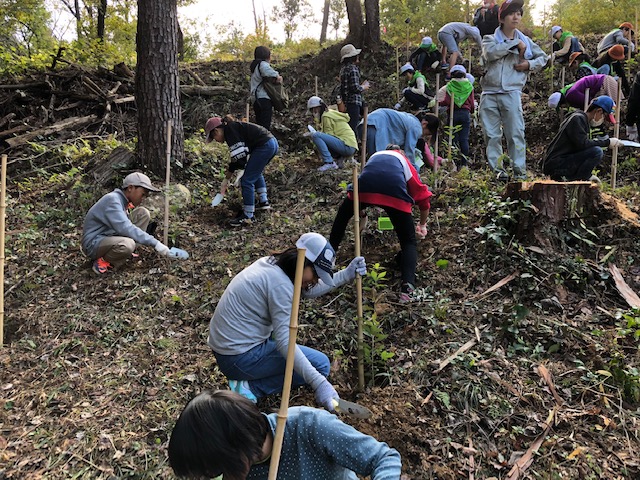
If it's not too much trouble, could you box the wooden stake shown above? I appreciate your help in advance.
[434,73,440,175]
[245,102,250,122]
[611,78,622,189]
[560,66,565,87]
[354,106,367,392]
[396,46,400,103]
[163,120,172,246]
[448,92,455,161]
[584,88,590,111]
[0,154,5,347]
[267,248,306,480]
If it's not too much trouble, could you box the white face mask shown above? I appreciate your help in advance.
[590,116,604,127]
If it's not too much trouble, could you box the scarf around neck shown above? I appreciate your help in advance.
[446,79,473,107]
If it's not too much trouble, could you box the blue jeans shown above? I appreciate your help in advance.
[213,340,330,398]
[452,108,471,165]
[311,132,356,163]
[479,91,526,178]
[242,137,278,213]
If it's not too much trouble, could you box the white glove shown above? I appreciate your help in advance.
[314,380,339,411]
[346,256,367,279]
[627,125,638,142]
[361,80,370,90]
[415,223,428,239]
[394,102,402,110]
[609,137,624,148]
[155,242,170,256]
[168,247,189,259]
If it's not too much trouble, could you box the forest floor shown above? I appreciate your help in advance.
[1,42,640,479]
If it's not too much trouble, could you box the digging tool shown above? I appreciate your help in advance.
[210,179,229,207]
[268,248,306,480]
[332,398,372,419]
[163,120,172,246]
[620,140,640,148]
[0,154,5,346]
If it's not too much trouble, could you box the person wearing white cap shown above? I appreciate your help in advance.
[339,43,370,133]
[208,232,366,410]
[395,63,432,110]
[550,25,584,64]
[543,95,623,182]
[479,0,548,181]
[437,22,483,73]
[305,96,357,171]
[81,172,174,274]
[408,36,442,73]
[473,0,500,37]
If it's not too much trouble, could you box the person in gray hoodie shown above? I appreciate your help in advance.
[478,0,548,181]
[82,172,172,274]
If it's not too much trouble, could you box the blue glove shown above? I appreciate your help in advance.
[314,380,339,411]
[346,256,367,279]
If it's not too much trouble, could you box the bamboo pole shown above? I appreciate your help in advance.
[448,92,455,161]
[433,73,440,175]
[163,120,172,246]
[0,154,6,346]
[561,66,565,88]
[354,106,367,392]
[245,102,250,122]
[267,248,306,480]
[396,46,400,103]
[584,88,590,111]
[611,78,622,189]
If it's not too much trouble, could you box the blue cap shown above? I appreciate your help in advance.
[590,96,616,123]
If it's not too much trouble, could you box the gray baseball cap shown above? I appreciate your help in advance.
[122,172,161,192]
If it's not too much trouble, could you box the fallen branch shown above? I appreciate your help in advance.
[476,271,518,298]
[608,263,640,308]
[536,364,564,406]
[3,115,98,148]
[433,337,477,373]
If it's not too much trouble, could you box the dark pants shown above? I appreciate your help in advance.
[346,102,361,134]
[545,146,603,181]
[329,198,417,286]
[404,90,431,109]
[254,98,273,131]
[452,108,471,166]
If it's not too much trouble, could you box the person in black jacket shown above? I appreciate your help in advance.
[543,96,623,181]
[473,0,500,37]
[625,71,640,141]
[205,116,279,226]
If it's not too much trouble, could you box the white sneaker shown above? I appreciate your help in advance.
[318,162,339,172]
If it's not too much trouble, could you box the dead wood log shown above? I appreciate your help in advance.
[0,125,30,138]
[0,82,49,90]
[179,85,234,96]
[0,113,16,128]
[2,115,98,148]
[85,146,136,186]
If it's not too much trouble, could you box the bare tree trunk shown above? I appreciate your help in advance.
[97,0,107,40]
[345,0,364,45]
[136,0,184,175]
[320,0,330,44]
[363,0,380,46]
[252,0,259,34]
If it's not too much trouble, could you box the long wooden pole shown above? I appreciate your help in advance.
[267,248,306,480]
[354,106,367,391]
[0,154,6,346]
[561,66,565,88]
[163,120,172,246]
[448,92,455,161]
[584,88,590,111]
[245,102,250,122]
[434,73,440,175]
[396,46,400,103]
[611,78,622,189]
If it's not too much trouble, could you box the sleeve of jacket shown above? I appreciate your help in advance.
[527,40,550,72]
[102,198,158,247]
[555,36,573,56]
[482,36,519,63]
[613,30,630,46]
[568,115,610,150]
[406,166,432,212]
[410,76,426,96]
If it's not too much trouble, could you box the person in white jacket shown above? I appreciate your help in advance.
[478,0,548,181]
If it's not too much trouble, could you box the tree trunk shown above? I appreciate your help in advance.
[252,0,259,34]
[97,0,107,40]
[320,0,330,44]
[135,0,183,176]
[363,0,380,46]
[345,0,364,45]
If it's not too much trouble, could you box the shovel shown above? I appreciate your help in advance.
[332,398,372,419]
[211,179,229,207]
[621,139,640,148]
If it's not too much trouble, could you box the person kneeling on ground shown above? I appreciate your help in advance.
[82,172,173,275]
[543,95,622,182]
[329,148,432,303]
[168,390,402,479]
[208,232,366,410]
[395,63,433,111]
[306,95,357,171]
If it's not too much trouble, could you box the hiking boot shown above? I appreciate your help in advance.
[318,162,339,172]
[256,200,271,210]
[399,282,415,303]
[92,257,113,275]
[229,211,255,227]
[228,379,257,403]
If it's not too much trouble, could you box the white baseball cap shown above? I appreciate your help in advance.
[296,233,336,286]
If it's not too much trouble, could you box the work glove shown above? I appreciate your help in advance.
[394,102,402,110]
[314,379,339,412]
[361,80,370,90]
[346,256,367,280]
[155,242,171,256]
[415,223,428,239]
[609,137,624,148]
[627,125,638,142]
[168,247,189,260]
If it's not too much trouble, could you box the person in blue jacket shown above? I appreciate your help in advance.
[81,172,173,274]
[168,390,402,480]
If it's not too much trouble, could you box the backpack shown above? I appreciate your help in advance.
[259,62,289,111]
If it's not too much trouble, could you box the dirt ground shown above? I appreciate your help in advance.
[1,43,640,479]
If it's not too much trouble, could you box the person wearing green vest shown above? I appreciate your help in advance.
[306,96,358,171]
[551,26,584,64]
[395,63,433,110]
[438,65,476,168]
[408,36,443,74]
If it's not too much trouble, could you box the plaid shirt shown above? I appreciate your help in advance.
[340,63,363,106]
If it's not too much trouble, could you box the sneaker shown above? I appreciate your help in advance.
[431,60,441,69]
[496,171,509,183]
[229,212,255,227]
[228,379,257,403]
[440,62,449,70]
[92,257,112,274]
[589,174,601,184]
[256,200,271,210]
[399,282,415,303]
[318,162,339,172]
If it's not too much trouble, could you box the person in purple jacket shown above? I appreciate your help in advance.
[168,390,402,480]
[549,74,622,110]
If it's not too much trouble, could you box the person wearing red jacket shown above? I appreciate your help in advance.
[329,148,432,302]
